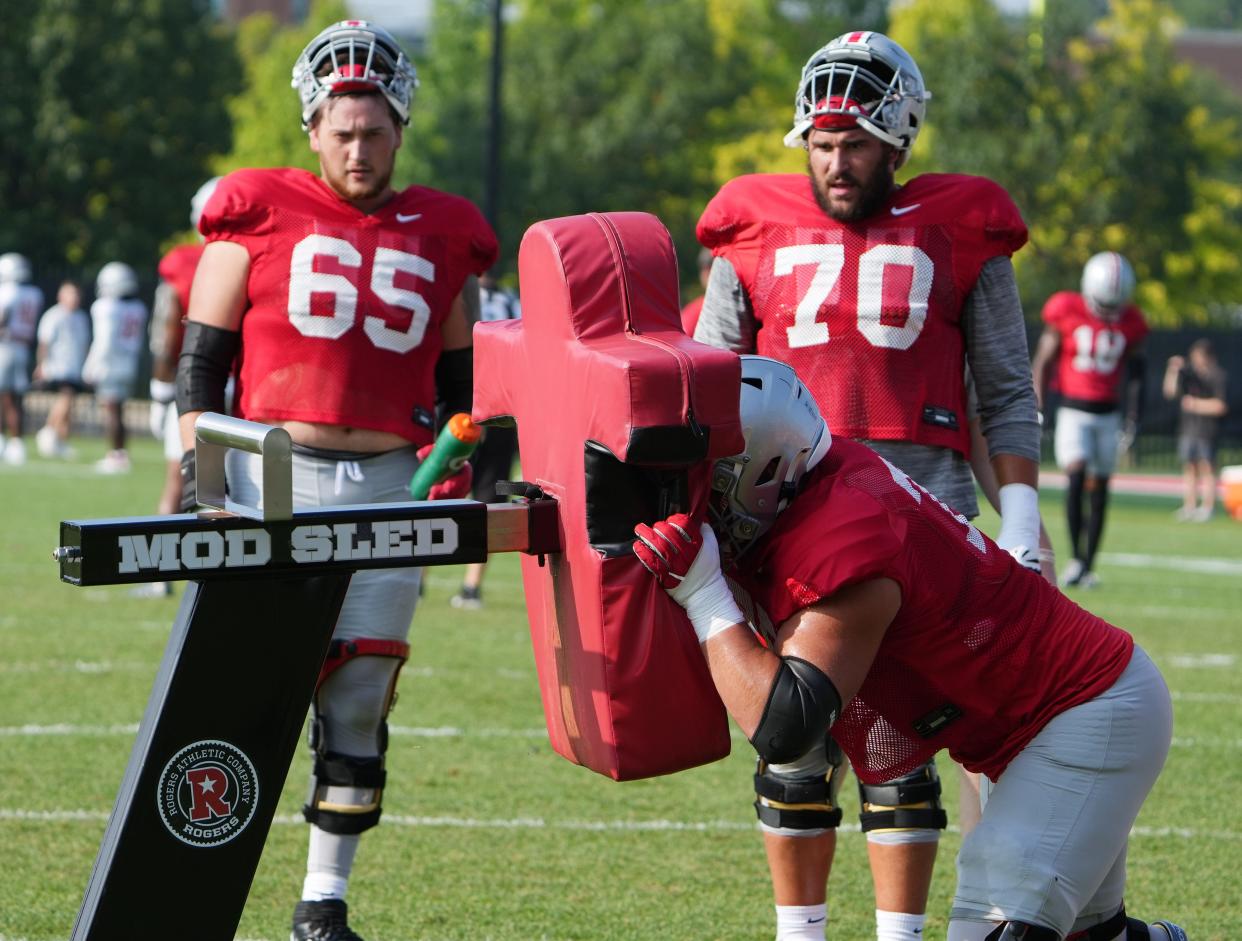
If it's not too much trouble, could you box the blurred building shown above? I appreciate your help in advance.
[211,0,430,49]
[1174,29,1242,96]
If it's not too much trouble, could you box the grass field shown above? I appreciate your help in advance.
[1,437,1240,940]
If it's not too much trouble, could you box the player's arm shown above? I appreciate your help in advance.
[633,516,897,760]
[962,256,1044,569]
[698,581,897,745]
[1030,329,1060,415]
[174,241,248,511]
[150,282,185,384]
[434,280,476,426]
[176,242,248,448]
[1122,340,1147,430]
[692,256,758,353]
[1162,355,1185,400]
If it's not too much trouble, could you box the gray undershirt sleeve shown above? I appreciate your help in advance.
[962,256,1042,463]
[693,256,756,353]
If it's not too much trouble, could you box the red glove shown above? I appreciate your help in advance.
[415,444,474,500]
[633,512,744,644]
[632,513,702,589]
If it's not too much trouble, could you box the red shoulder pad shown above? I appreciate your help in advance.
[392,186,499,276]
[198,168,281,243]
[696,174,803,252]
[1040,291,1081,329]
[750,452,906,626]
[901,174,1028,258]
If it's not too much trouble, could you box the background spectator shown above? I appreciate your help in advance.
[1164,339,1228,521]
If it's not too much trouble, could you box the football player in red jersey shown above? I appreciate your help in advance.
[634,356,1187,941]
[1032,252,1148,590]
[692,31,1048,941]
[174,21,497,941]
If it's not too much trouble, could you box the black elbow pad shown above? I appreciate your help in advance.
[750,657,842,765]
[175,321,240,415]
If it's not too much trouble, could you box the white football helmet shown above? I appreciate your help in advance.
[784,31,930,169]
[96,261,138,299]
[710,356,831,562]
[190,177,221,230]
[0,252,32,284]
[292,20,418,129]
[1081,251,1136,318]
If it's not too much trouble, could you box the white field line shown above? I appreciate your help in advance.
[1171,690,1242,703]
[1099,551,1242,576]
[0,661,533,680]
[1167,653,1236,668]
[0,808,1237,843]
[5,722,1242,749]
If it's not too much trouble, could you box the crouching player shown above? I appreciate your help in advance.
[633,356,1187,941]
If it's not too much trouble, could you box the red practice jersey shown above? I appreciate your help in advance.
[159,243,205,315]
[1041,292,1148,408]
[729,437,1133,783]
[157,243,205,359]
[697,174,1027,456]
[680,295,704,336]
[201,168,498,445]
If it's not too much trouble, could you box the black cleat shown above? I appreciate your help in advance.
[1151,922,1188,941]
[291,899,364,941]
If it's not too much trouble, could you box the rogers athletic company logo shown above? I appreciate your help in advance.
[157,740,259,847]
[116,518,460,574]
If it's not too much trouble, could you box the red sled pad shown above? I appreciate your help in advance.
[473,212,744,780]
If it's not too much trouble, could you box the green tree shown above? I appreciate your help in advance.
[0,0,239,283]
[217,0,349,179]
[890,0,1242,324]
[414,0,875,280]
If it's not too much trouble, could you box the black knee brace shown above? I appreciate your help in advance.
[302,746,387,834]
[753,735,846,832]
[857,759,947,833]
[984,924,1061,940]
[302,640,408,835]
[980,905,1167,941]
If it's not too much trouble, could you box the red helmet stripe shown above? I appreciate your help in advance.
[811,96,870,130]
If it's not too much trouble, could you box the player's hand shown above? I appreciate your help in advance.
[1003,544,1043,574]
[415,444,473,500]
[633,515,743,643]
[633,513,702,590]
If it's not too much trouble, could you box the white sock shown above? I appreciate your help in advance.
[776,903,828,940]
[301,827,360,901]
[876,909,927,940]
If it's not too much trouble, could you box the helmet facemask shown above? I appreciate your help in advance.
[292,21,418,130]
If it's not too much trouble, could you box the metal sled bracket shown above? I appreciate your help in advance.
[195,412,293,521]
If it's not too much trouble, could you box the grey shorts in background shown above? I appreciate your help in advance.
[1177,433,1217,466]
[0,343,31,394]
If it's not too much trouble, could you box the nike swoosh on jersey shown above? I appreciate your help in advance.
[890,204,921,216]
[808,917,826,924]
[396,212,423,223]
